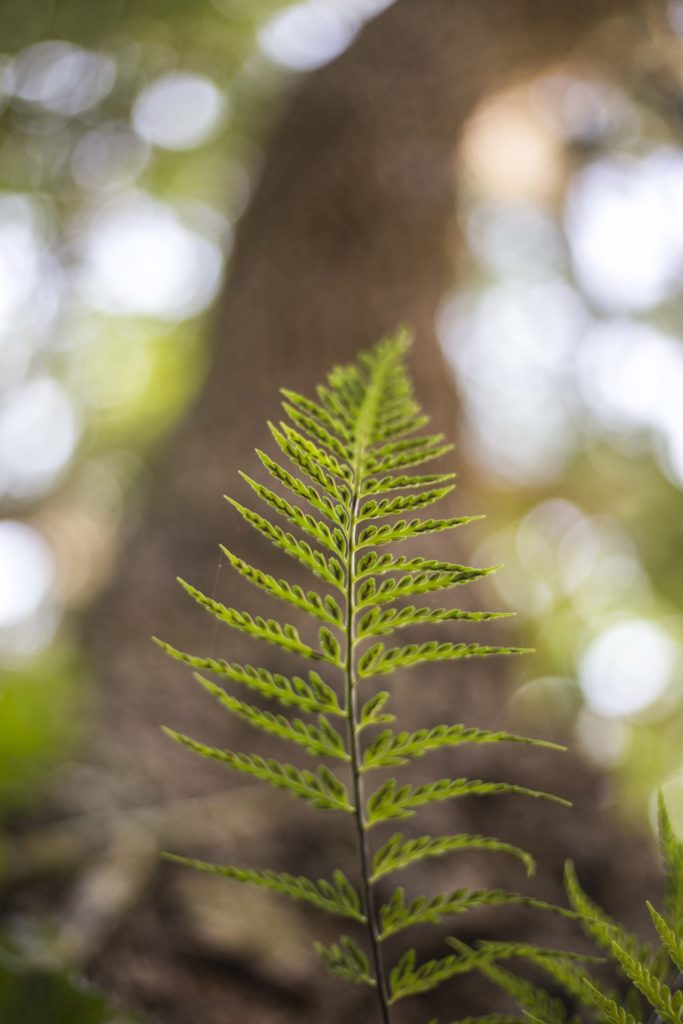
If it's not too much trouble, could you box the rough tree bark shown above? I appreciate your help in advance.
[69,1,662,1021]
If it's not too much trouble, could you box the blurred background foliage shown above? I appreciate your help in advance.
[0,0,683,1017]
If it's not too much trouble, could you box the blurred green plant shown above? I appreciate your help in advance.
[0,649,83,817]
[0,951,140,1024]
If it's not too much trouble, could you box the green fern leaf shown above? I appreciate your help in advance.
[356,605,510,640]
[280,421,352,482]
[354,549,490,576]
[366,777,569,825]
[358,487,455,521]
[362,725,564,771]
[379,888,573,939]
[580,982,639,1024]
[359,471,454,496]
[256,448,346,526]
[163,730,353,812]
[358,691,396,731]
[314,935,375,986]
[280,387,352,442]
[239,473,347,555]
[564,861,645,960]
[227,498,346,589]
[371,832,535,881]
[164,856,365,922]
[153,641,343,716]
[365,441,454,475]
[658,792,683,934]
[466,954,570,1024]
[160,330,571,1017]
[220,546,343,625]
[358,640,530,678]
[648,901,683,974]
[388,945,480,1003]
[367,407,427,445]
[192,674,349,760]
[177,579,342,666]
[611,942,683,1024]
[268,421,351,505]
[357,516,480,549]
[281,401,354,462]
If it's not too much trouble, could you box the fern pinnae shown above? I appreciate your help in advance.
[160,332,571,1024]
[371,832,536,881]
[153,639,343,716]
[164,856,365,921]
[191,673,348,760]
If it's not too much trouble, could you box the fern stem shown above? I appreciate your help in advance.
[346,488,392,1024]
[345,365,392,1023]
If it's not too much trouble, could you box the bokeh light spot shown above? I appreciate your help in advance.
[10,40,116,116]
[0,377,80,499]
[78,194,224,320]
[132,73,226,151]
[579,620,678,717]
[0,521,54,628]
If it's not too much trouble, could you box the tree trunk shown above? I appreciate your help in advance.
[73,1,658,1020]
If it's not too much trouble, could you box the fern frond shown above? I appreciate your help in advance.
[315,382,357,431]
[358,640,530,678]
[192,674,348,760]
[280,387,352,442]
[358,487,455,521]
[388,944,484,1003]
[160,331,571,1020]
[354,551,485,576]
[611,942,683,1024]
[268,421,351,505]
[366,777,569,825]
[357,516,481,549]
[220,546,343,625]
[281,402,354,463]
[371,832,536,881]
[360,472,454,497]
[356,605,510,640]
[227,498,346,589]
[364,440,454,475]
[358,691,396,731]
[355,565,493,604]
[648,901,683,973]
[580,982,639,1024]
[280,421,352,482]
[658,791,683,934]
[278,385,350,438]
[154,641,343,716]
[256,448,345,526]
[177,579,342,666]
[163,730,352,812]
[362,725,563,771]
[449,939,571,1024]
[314,935,375,986]
[564,861,645,959]
[164,856,365,922]
[379,887,573,940]
[239,473,347,555]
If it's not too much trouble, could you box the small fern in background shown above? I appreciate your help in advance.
[156,331,574,1023]
[455,793,683,1024]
